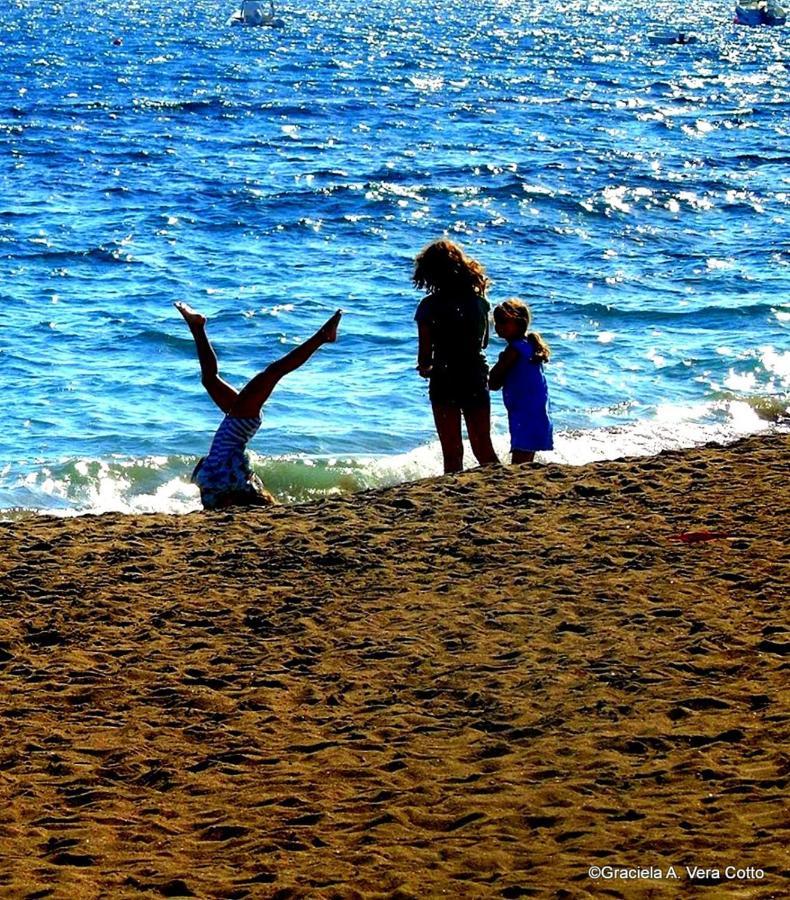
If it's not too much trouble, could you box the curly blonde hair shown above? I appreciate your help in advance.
[413,239,490,296]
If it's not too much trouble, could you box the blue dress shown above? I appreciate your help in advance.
[501,338,554,452]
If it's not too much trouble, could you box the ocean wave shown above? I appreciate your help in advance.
[131,96,236,114]
[220,172,583,220]
[1,399,785,519]
[16,242,143,265]
[552,300,782,323]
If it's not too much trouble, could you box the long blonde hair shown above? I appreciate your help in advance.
[494,299,551,363]
[413,239,490,296]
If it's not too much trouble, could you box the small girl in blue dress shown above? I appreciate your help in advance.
[488,299,554,463]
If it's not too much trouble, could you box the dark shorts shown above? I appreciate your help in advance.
[429,363,490,410]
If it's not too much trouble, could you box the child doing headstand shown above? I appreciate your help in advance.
[488,299,553,464]
[176,302,341,510]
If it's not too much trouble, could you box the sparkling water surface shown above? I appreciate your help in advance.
[1,0,788,514]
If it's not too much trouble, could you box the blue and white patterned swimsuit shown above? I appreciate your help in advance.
[192,414,265,509]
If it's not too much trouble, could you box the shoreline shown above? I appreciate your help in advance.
[2,420,787,521]
[0,432,787,896]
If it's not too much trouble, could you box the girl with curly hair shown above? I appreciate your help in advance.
[413,239,499,473]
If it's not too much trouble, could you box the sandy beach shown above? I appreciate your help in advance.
[0,432,787,898]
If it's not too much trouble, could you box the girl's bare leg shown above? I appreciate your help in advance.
[511,449,535,464]
[175,302,239,414]
[463,401,500,467]
[432,404,464,473]
[231,310,342,418]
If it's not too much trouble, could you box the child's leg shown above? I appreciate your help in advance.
[511,449,535,464]
[175,302,239,414]
[431,404,464,473]
[230,310,341,418]
[463,401,500,467]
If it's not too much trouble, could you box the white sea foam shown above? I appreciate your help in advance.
[2,399,784,520]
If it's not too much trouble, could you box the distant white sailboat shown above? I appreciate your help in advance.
[229,0,285,27]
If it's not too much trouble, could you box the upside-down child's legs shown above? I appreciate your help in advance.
[231,310,342,418]
[175,302,239,414]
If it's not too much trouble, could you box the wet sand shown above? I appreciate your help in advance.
[0,433,787,898]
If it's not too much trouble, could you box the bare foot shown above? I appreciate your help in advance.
[320,309,342,343]
[174,301,206,329]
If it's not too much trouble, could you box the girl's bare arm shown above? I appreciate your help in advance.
[488,345,519,391]
[417,320,433,377]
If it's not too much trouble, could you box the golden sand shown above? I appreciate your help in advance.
[0,433,787,898]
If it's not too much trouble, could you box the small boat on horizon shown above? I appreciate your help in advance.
[734,0,787,26]
[648,32,699,45]
[228,0,285,27]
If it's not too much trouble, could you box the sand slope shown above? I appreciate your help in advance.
[0,433,788,898]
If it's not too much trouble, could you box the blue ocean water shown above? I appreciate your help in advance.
[1,0,788,516]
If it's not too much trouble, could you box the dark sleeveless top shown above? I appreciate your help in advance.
[414,289,490,372]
